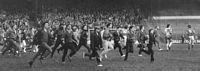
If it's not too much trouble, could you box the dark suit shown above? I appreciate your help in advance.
[138,30,155,62]
[85,30,101,64]
[28,29,53,67]
[76,30,90,53]
[124,31,135,61]
[51,29,65,57]
[113,30,124,56]
[138,30,148,55]
[147,31,155,62]
[38,30,54,60]
[61,31,77,62]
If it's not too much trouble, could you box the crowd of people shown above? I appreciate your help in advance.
[0,8,197,67]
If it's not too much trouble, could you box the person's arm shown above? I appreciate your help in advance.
[119,32,124,39]
[164,28,167,34]
[137,32,142,43]
[82,31,88,40]
[72,32,79,44]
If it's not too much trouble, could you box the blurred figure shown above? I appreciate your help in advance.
[100,23,114,61]
[77,25,91,54]
[113,26,125,57]
[2,25,21,56]
[165,24,173,50]
[50,23,66,58]
[84,26,102,67]
[28,22,53,68]
[154,26,162,51]
[124,26,135,61]
[137,25,148,56]
[186,25,195,50]
[60,24,78,63]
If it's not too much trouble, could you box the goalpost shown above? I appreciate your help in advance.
[152,16,200,44]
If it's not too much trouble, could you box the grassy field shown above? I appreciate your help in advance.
[1,43,200,71]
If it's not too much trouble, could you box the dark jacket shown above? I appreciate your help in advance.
[64,31,74,43]
[127,31,136,43]
[40,30,51,44]
[90,31,102,50]
[149,31,156,44]
[54,29,65,41]
[138,30,147,43]
[80,30,88,42]
[113,31,124,42]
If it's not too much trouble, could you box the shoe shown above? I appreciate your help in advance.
[138,54,143,57]
[159,49,163,51]
[151,58,155,62]
[104,54,108,59]
[121,55,125,57]
[62,61,66,64]
[97,64,103,67]
[28,61,33,68]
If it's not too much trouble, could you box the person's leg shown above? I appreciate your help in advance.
[124,45,129,61]
[76,41,83,51]
[139,43,149,56]
[166,38,170,50]
[138,44,143,55]
[22,40,27,52]
[29,46,44,67]
[84,43,94,59]
[83,43,91,53]
[2,46,10,55]
[51,40,61,58]
[191,40,194,49]
[69,42,78,57]
[85,48,95,60]
[10,39,20,54]
[40,48,51,60]
[100,41,113,60]
[147,44,154,62]
[41,42,52,52]
[93,49,102,66]
[155,39,161,50]
[71,42,85,57]
[191,36,195,49]
[61,47,68,63]
[188,39,191,50]
[100,41,108,60]
[116,42,124,56]
[168,38,173,50]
